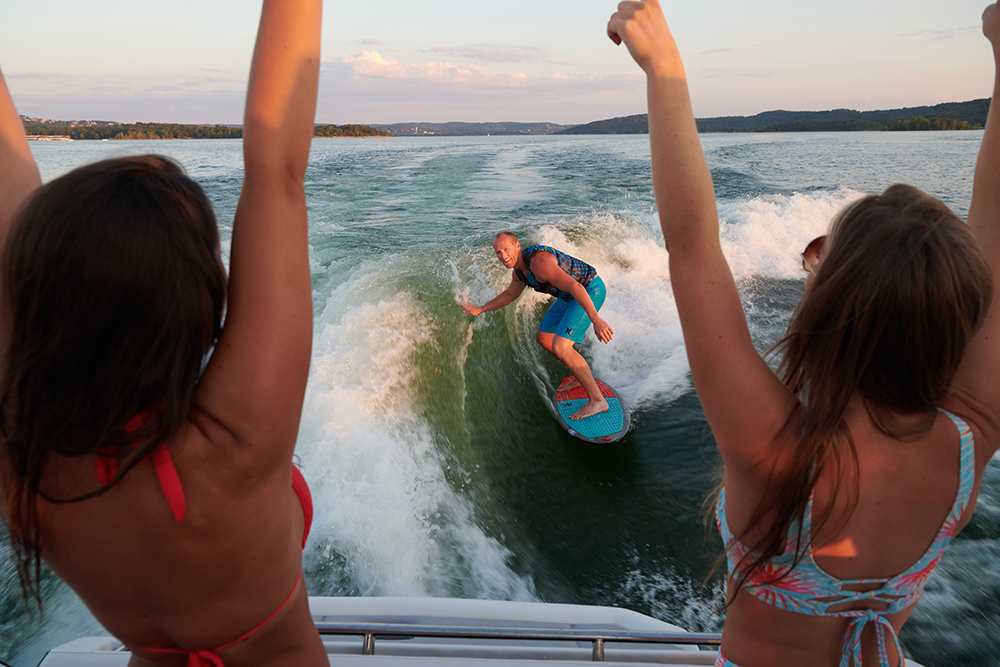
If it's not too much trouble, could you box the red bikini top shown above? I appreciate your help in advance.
[94,412,186,522]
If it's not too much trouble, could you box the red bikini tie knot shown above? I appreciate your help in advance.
[187,649,225,667]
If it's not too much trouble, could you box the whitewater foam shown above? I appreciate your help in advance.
[298,263,535,600]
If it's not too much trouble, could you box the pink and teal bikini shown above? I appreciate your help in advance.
[714,409,975,667]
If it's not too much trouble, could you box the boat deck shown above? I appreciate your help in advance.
[38,597,721,666]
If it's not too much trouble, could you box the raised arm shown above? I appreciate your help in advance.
[969,5,1000,238]
[949,4,1000,461]
[195,0,321,458]
[608,1,795,467]
[0,67,42,251]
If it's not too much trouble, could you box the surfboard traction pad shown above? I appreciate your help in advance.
[553,376,631,444]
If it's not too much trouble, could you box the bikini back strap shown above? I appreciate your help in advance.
[141,572,303,665]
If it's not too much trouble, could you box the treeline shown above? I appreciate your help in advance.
[755,119,886,132]
[888,116,981,131]
[314,124,392,137]
[559,99,990,135]
[24,122,241,140]
[749,117,981,132]
[695,99,989,133]
[23,121,393,140]
[558,115,646,135]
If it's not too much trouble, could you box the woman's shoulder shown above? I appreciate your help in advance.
[939,392,998,476]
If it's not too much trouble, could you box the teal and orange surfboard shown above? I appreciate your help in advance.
[553,376,631,444]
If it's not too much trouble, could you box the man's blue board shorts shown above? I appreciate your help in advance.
[538,276,606,344]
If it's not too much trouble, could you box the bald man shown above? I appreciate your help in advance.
[459,232,613,420]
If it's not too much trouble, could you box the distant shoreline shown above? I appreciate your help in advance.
[21,98,992,139]
[20,119,392,140]
[561,99,990,135]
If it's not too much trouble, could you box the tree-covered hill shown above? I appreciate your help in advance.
[22,118,392,140]
[314,124,392,137]
[557,99,990,135]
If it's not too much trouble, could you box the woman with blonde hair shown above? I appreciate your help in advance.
[609,1,1000,665]
[0,0,327,664]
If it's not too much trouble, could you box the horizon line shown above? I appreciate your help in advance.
[20,97,991,128]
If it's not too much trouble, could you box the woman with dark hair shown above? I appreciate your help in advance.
[0,0,327,665]
[609,1,1000,666]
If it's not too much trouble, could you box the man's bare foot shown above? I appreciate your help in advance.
[561,377,582,391]
[570,398,609,420]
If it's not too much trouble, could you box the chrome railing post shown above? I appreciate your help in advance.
[592,637,604,661]
[362,632,374,655]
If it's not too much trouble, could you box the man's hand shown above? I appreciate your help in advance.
[593,317,614,344]
[458,300,483,316]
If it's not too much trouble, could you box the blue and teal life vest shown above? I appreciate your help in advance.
[514,245,597,301]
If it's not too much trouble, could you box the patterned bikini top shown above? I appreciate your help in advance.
[514,245,596,301]
[715,409,975,667]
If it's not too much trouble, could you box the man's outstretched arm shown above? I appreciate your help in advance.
[459,274,526,315]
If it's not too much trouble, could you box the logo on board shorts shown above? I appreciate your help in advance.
[564,327,573,336]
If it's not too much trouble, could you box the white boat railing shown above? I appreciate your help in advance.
[314,621,723,661]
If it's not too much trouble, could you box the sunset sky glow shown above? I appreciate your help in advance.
[1,0,994,125]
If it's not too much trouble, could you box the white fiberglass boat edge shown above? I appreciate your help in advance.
[35,596,926,666]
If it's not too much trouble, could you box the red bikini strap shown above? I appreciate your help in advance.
[291,465,313,549]
[214,572,302,651]
[149,445,186,522]
[142,571,303,666]
[140,647,225,667]
[93,442,186,522]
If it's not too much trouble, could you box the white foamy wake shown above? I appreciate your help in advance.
[616,555,727,635]
[719,187,864,281]
[297,257,536,600]
[504,188,864,412]
[524,217,689,412]
[294,186,866,597]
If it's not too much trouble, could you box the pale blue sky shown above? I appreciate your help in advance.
[0,0,994,124]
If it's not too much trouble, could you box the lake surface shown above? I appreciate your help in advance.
[3,131,997,667]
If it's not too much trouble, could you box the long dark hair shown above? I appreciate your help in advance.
[0,155,227,608]
[726,184,993,597]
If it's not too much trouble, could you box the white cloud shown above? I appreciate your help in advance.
[738,70,778,79]
[10,75,245,123]
[901,26,979,41]
[699,44,762,57]
[337,50,529,87]
[6,71,69,80]
[317,53,646,124]
[428,44,547,64]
